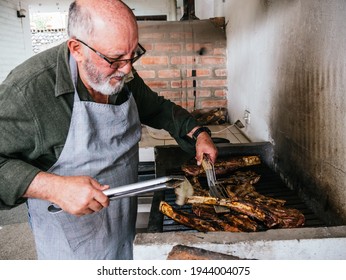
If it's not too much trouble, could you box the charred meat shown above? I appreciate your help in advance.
[182,156,261,177]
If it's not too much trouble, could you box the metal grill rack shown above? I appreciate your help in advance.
[148,143,326,233]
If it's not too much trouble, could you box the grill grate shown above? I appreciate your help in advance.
[148,143,326,233]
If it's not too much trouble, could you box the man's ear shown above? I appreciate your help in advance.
[67,39,84,62]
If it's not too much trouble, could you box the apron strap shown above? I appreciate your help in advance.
[69,55,81,103]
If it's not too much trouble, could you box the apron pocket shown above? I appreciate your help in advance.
[55,209,105,252]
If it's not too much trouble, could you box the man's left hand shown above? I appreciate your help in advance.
[194,131,218,165]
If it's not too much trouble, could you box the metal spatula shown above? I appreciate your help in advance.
[202,155,230,213]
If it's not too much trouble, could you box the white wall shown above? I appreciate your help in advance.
[224,0,346,222]
[225,0,279,141]
[27,0,177,20]
[195,0,213,19]
[0,0,32,82]
[196,0,226,19]
[125,0,177,21]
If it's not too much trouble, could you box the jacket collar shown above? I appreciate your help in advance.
[55,42,75,97]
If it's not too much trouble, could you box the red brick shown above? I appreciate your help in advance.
[146,81,169,89]
[185,43,213,53]
[140,32,165,40]
[137,70,156,79]
[214,89,228,97]
[200,56,226,65]
[136,21,228,112]
[197,89,212,98]
[199,79,227,87]
[158,69,181,79]
[141,56,169,65]
[171,56,196,65]
[215,69,227,77]
[155,43,182,52]
[214,48,226,55]
[170,32,193,40]
[171,80,194,89]
[160,91,184,100]
[139,43,153,51]
[186,90,195,99]
[186,69,211,77]
[200,99,228,108]
[175,100,196,111]
[187,89,211,98]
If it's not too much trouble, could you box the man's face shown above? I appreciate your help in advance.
[82,53,126,96]
[79,37,138,96]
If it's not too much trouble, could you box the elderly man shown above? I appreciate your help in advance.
[0,0,217,259]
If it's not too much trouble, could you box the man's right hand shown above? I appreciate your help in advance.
[23,172,110,216]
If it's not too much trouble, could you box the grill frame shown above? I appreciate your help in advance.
[148,142,326,233]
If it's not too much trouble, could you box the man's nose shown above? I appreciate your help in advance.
[118,61,133,74]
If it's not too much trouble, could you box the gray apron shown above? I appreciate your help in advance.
[27,57,141,259]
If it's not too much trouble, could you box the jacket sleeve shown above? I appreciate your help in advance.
[0,83,41,209]
[128,71,199,155]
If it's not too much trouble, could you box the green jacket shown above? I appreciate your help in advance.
[0,42,198,208]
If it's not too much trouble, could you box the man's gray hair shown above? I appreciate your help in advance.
[67,1,94,40]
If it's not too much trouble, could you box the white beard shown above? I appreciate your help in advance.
[83,57,125,96]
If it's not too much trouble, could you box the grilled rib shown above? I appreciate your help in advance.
[182,156,261,177]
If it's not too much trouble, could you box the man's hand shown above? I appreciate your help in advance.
[188,126,218,165]
[195,131,218,165]
[24,172,110,216]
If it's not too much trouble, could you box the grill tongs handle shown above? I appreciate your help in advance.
[47,176,186,214]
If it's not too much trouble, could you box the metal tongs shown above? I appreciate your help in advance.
[202,155,230,213]
[48,175,188,214]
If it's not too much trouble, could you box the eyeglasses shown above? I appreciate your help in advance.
[76,39,146,69]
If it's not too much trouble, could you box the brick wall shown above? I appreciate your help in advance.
[136,19,227,112]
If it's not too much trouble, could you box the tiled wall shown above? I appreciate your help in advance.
[136,19,228,112]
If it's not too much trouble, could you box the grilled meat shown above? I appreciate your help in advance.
[220,170,261,185]
[191,108,227,125]
[192,204,258,232]
[160,157,305,232]
[181,156,261,177]
[225,183,286,207]
[160,201,221,232]
[223,213,260,232]
[189,176,209,196]
[191,204,242,232]
[186,196,305,228]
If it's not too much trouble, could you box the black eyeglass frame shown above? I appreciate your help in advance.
[76,39,146,69]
